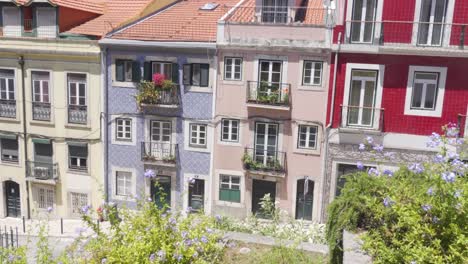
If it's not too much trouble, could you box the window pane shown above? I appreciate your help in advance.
[412,83,424,108]
[424,84,437,109]
[192,64,200,86]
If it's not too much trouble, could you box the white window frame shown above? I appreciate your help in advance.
[112,167,136,200]
[224,57,243,81]
[215,169,245,207]
[32,71,51,103]
[0,68,15,101]
[112,55,138,88]
[36,7,57,38]
[115,118,132,141]
[221,119,240,143]
[411,0,455,47]
[189,123,207,148]
[184,120,212,153]
[111,115,136,146]
[68,144,88,172]
[0,137,19,164]
[297,125,318,150]
[404,66,446,117]
[35,185,55,210]
[69,192,89,217]
[342,63,385,130]
[302,61,323,86]
[67,73,87,107]
[152,61,173,80]
[345,0,384,43]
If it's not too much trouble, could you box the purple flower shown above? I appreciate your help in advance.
[157,250,166,261]
[368,168,380,176]
[456,138,465,145]
[427,187,434,196]
[447,152,459,160]
[184,239,192,246]
[408,163,424,174]
[441,172,456,183]
[75,227,87,235]
[192,251,199,258]
[421,204,432,212]
[446,126,459,137]
[201,236,208,244]
[227,241,237,248]
[433,154,445,163]
[149,253,155,262]
[384,152,396,159]
[181,231,188,239]
[373,144,384,152]
[215,215,222,222]
[383,169,393,177]
[186,207,193,214]
[432,216,439,223]
[426,132,441,148]
[358,143,366,151]
[175,254,183,261]
[147,197,152,202]
[47,206,53,213]
[454,190,462,198]
[144,169,156,178]
[356,161,364,170]
[206,227,213,233]
[169,217,177,225]
[81,205,91,214]
[365,136,374,144]
[410,261,417,264]
[383,196,394,207]
[8,255,15,261]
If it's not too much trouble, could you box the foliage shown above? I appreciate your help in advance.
[326,128,467,264]
[0,247,27,264]
[136,74,176,105]
[241,153,283,172]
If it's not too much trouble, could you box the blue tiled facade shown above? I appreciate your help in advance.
[105,48,214,209]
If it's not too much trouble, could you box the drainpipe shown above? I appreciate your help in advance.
[207,48,218,215]
[102,48,109,203]
[320,32,341,223]
[18,56,31,220]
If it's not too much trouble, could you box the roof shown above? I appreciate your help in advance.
[109,0,238,42]
[12,0,105,14]
[225,0,326,25]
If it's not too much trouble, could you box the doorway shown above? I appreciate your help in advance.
[150,176,171,209]
[5,181,20,217]
[188,179,205,213]
[295,179,314,220]
[252,179,276,218]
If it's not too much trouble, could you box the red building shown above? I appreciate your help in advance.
[321,0,468,221]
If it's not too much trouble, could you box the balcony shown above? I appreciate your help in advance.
[137,83,180,110]
[26,161,59,181]
[242,147,286,177]
[339,105,384,132]
[343,20,468,49]
[141,142,177,166]
[68,105,87,124]
[246,81,291,110]
[32,102,51,121]
[0,99,16,119]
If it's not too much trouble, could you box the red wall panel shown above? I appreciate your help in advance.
[58,7,99,33]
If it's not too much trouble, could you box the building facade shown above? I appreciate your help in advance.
[322,0,468,220]
[212,0,334,221]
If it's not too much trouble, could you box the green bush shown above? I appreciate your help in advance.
[326,128,467,264]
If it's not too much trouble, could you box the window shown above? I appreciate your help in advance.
[116,118,132,140]
[350,0,377,43]
[23,7,33,32]
[116,171,133,197]
[347,70,378,127]
[70,192,88,216]
[152,62,173,80]
[68,74,86,106]
[190,123,207,148]
[183,63,209,87]
[302,61,323,86]
[68,144,88,171]
[224,57,242,81]
[418,0,448,46]
[116,60,139,82]
[0,69,15,101]
[219,175,241,203]
[297,125,318,149]
[221,119,239,142]
[37,187,55,209]
[261,0,288,23]
[32,71,50,103]
[3,7,21,37]
[36,7,57,38]
[410,72,439,110]
[1,138,18,163]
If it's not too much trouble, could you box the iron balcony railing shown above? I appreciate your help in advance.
[141,142,177,163]
[242,147,286,174]
[26,161,59,181]
[139,85,181,107]
[32,102,51,121]
[68,105,87,124]
[339,105,385,132]
[344,20,468,49]
[24,19,33,32]
[246,81,291,107]
[0,99,16,118]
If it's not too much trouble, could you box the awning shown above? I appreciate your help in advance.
[32,138,51,144]
[0,133,17,140]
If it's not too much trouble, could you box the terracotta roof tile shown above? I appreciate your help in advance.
[110,0,238,42]
[13,0,105,14]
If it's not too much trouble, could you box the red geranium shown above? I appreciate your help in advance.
[152,73,166,86]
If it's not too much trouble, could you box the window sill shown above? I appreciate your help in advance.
[30,120,55,127]
[65,124,92,130]
[185,86,212,93]
[221,80,244,86]
[112,81,137,88]
[186,145,210,153]
[216,200,244,208]
[292,148,321,156]
[297,85,325,92]
[0,117,20,123]
[404,109,442,118]
[111,139,136,146]
[67,169,90,176]
[217,140,242,147]
[0,161,21,168]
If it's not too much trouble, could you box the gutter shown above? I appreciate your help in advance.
[102,47,109,203]
[18,56,31,220]
[320,32,341,223]
[0,47,100,57]
[98,38,217,50]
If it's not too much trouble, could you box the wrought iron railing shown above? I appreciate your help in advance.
[0,99,16,118]
[246,81,291,107]
[141,142,177,163]
[26,161,58,181]
[32,102,51,121]
[24,19,33,32]
[339,105,385,132]
[68,105,87,124]
[242,147,286,173]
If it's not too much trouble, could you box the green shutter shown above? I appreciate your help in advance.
[231,190,240,203]
[131,61,141,82]
[219,189,229,202]
[0,133,17,140]
[143,61,152,81]
[32,138,51,144]
[115,60,125,82]
[219,189,240,203]
[171,63,179,83]
[183,64,191,85]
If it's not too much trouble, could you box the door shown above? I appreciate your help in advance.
[151,176,171,209]
[295,179,314,220]
[252,179,276,218]
[254,122,279,167]
[418,0,447,46]
[150,121,172,159]
[350,0,377,43]
[188,179,205,213]
[257,60,282,101]
[347,70,378,127]
[5,181,20,217]
[34,142,53,179]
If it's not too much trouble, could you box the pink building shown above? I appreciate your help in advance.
[211,0,334,221]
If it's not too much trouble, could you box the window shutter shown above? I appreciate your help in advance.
[131,61,141,82]
[200,64,209,87]
[183,64,191,85]
[143,62,152,81]
[172,63,179,83]
[115,60,125,82]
